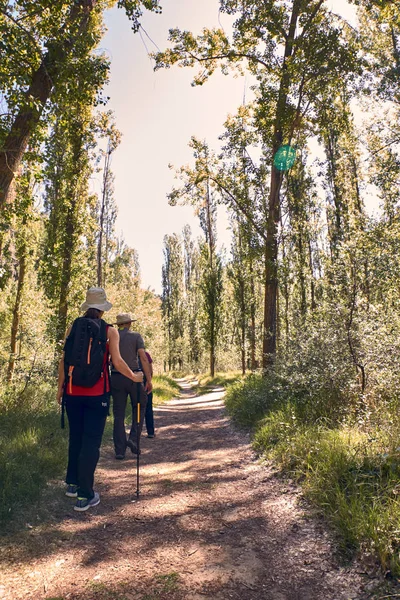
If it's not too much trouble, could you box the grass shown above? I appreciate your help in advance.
[0,374,179,527]
[86,572,181,600]
[152,374,181,404]
[0,382,68,526]
[225,374,400,576]
[196,371,243,394]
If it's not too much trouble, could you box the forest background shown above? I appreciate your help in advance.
[1,0,400,580]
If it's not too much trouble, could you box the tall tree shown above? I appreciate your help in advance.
[96,112,121,287]
[40,102,99,350]
[169,139,224,376]
[182,225,202,369]
[161,233,185,371]
[0,0,161,209]
[155,0,361,369]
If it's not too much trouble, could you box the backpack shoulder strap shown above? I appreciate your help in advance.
[99,319,107,343]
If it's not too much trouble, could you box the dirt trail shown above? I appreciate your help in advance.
[0,382,379,599]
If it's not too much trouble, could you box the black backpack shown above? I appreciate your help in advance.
[64,317,108,391]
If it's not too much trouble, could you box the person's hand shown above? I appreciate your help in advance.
[132,371,144,383]
[145,380,153,393]
[56,389,63,405]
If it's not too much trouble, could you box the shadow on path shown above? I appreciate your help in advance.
[0,384,375,600]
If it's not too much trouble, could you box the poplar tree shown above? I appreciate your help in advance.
[155,0,361,369]
[0,0,161,209]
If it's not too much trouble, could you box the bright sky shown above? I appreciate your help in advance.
[101,0,358,294]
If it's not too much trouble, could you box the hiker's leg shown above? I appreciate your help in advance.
[65,396,84,486]
[111,374,129,456]
[128,382,147,445]
[77,396,108,499]
[145,392,154,436]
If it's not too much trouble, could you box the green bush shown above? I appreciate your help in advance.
[225,374,281,427]
[0,383,68,524]
[253,404,400,574]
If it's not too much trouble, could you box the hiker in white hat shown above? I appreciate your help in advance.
[111,312,153,459]
[56,287,144,512]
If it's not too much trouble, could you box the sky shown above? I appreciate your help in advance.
[100,0,358,294]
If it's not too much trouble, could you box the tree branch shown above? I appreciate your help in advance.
[187,51,271,71]
[0,8,42,56]
[208,175,268,241]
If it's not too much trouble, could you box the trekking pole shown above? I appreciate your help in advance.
[136,382,141,498]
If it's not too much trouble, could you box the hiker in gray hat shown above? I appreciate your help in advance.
[111,313,153,459]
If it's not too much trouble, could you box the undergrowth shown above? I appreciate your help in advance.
[196,371,243,394]
[0,382,68,525]
[152,374,180,403]
[225,373,400,576]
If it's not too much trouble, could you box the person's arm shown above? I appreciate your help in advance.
[138,348,153,393]
[108,328,144,384]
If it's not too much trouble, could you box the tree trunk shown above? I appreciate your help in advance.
[249,258,257,370]
[56,198,77,352]
[308,239,317,310]
[262,0,301,371]
[210,350,215,377]
[262,166,283,367]
[0,1,95,209]
[240,278,246,376]
[7,237,27,382]
[210,300,215,376]
[97,140,112,286]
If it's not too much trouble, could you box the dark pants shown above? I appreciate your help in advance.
[111,373,147,456]
[145,392,154,436]
[65,394,108,500]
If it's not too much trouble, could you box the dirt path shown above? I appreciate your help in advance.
[0,382,381,599]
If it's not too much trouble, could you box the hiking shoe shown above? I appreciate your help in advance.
[126,439,141,455]
[115,454,125,460]
[65,484,78,498]
[74,492,100,512]
[147,434,155,438]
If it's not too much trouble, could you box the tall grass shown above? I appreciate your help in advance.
[152,375,180,403]
[0,382,68,525]
[195,371,242,394]
[225,374,400,575]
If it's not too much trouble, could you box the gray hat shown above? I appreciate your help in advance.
[115,312,137,325]
[80,287,112,312]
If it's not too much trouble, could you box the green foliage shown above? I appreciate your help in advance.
[255,413,400,573]
[226,368,400,573]
[225,374,282,428]
[152,375,180,403]
[0,383,68,524]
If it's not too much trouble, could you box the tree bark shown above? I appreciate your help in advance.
[262,0,301,370]
[249,265,257,370]
[7,233,27,382]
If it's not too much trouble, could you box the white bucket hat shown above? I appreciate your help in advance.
[80,287,112,312]
[115,312,137,325]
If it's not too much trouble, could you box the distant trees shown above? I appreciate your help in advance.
[155,0,361,370]
[156,0,400,410]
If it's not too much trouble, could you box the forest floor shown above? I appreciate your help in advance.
[0,381,388,600]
